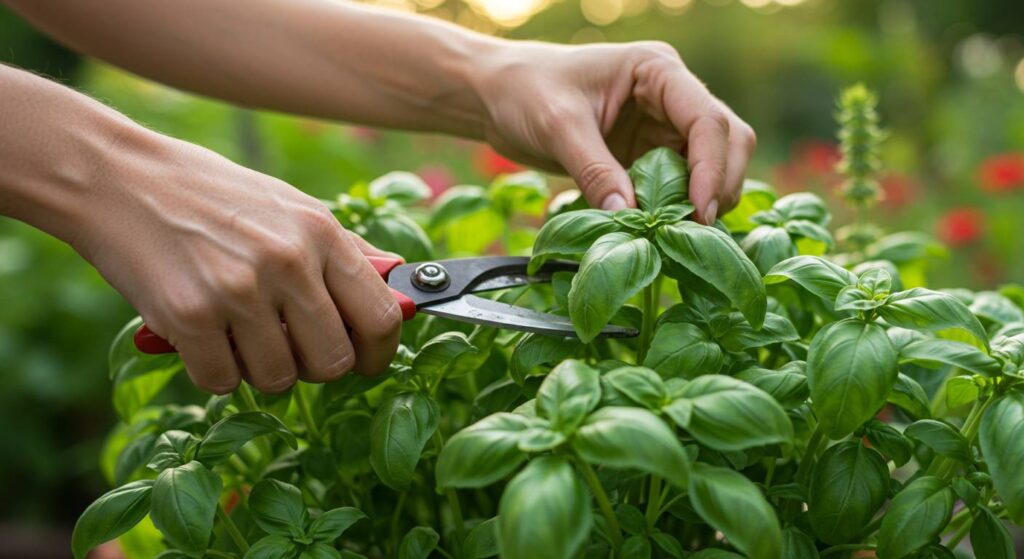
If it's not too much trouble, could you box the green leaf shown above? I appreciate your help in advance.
[528,210,620,274]
[362,212,433,263]
[970,506,1015,559]
[734,364,809,409]
[808,441,889,544]
[370,392,439,490]
[510,334,581,383]
[879,288,989,350]
[721,179,777,234]
[888,373,932,420]
[490,171,549,216]
[689,551,745,559]
[150,461,222,554]
[672,375,793,451]
[300,543,342,559]
[622,535,652,559]
[945,375,980,409]
[568,232,661,342]
[715,311,800,352]
[784,219,834,247]
[773,192,831,225]
[437,413,532,488]
[904,420,971,462]
[629,147,689,212]
[688,463,781,559]
[429,185,492,229]
[643,322,723,379]
[244,535,300,559]
[72,480,154,559]
[497,456,592,559]
[764,255,858,304]
[865,232,946,264]
[196,411,297,466]
[308,507,365,542]
[877,476,954,559]
[898,338,1000,376]
[411,332,478,377]
[970,291,1024,326]
[979,391,1024,524]
[148,430,198,471]
[399,526,440,559]
[864,420,913,467]
[656,221,766,328]
[368,171,432,204]
[651,532,685,558]
[115,433,158,484]
[781,527,820,559]
[741,225,796,274]
[248,479,308,538]
[807,319,898,439]
[572,406,690,487]
[463,517,499,559]
[535,360,602,431]
[603,366,668,410]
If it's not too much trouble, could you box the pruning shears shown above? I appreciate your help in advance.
[133,255,639,354]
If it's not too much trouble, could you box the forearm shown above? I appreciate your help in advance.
[0,64,162,246]
[4,0,502,138]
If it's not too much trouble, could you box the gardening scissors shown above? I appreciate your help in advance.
[133,255,639,354]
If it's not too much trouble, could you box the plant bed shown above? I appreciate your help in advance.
[73,86,1024,559]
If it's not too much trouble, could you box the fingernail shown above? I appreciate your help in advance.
[704,200,719,225]
[602,193,627,211]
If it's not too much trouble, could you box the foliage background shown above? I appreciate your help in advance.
[0,0,1022,554]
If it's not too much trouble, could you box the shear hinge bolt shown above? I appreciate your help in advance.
[412,262,450,291]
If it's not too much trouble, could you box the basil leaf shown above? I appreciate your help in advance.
[741,226,796,274]
[368,171,432,204]
[650,532,685,558]
[622,535,652,559]
[150,461,222,554]
[945,375,980,409]
[463,516,499,559]
[148,430,197,472]
[970,506,1015,559]
[656,221,766,328]
[411,332,478,377]
[688,463,781,559]
[865,231,946,264]
[764,255,857,304]
[689,551,745,559]
[370,392,439,490]
[715,311,800,352]
[643,322,723,379]
[877,476,954,559]
[970,291,1024,326]
[248,479,308,538]
[864,420,913,467]
[115,433,158,484]
[489,171,548,217]
[497,456,592,559]
[528,209,620,273]
[510,334,581,384]
[721,179,776,234]
[898,338,1000,376]
[672,375,793,451]
[904,420,971,462]
[573,406,690,487]
[887,373,932,420]
[399,526,440,559]
[535,360,602,431]
[773,192,831,225]
[807,318,898,439]
[196,411,296,466]
[734,365,808,409]
[784,219,834,247]
[109,317,185,421]
[979,391,1024,524]
[781,527,820,559]
[879,288,989,350]
[568,232,661,342]
[629,147,689,211]
[437,413,532,488]
[808,441,889,544]
[300,543,342,559]
[308,507,365,543]
[362,212,433,263]
[602,366,668,410]
[72,480,154,559]
[244,535,300,559]
[429,186,492,229]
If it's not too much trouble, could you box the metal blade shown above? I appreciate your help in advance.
[420,294,638,338]
[467,260,577,294]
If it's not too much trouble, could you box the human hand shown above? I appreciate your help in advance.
[77,134,402,394]
[474,41,756,224]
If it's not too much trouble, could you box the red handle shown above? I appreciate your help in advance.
[134,255,416,354]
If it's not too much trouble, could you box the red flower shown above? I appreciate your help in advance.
[416,164,456,198]
[937,207,984,247]
[978,152,1024,193]
[475,145,522,178]
[797,140,842,175]
[879,173,917,209]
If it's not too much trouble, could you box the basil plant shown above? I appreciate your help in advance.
[73,147,1024,559]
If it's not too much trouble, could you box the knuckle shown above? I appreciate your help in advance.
[536,100,579,133]
[311,345,356,380]
[738,123,757,151]
[632,40,680,61]
[699,109,731,133]
[167,296,218,327]
[264,237,308,272]
[216,269,260,301]
[365,298,403,340]
[256,372,298,395]
[303,204,341,236]
[575,160,619,196]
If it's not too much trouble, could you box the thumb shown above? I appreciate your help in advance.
[555,122,634,211]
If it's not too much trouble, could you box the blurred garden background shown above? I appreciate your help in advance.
[1,0,1023,555]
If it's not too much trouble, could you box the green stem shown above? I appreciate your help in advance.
[391,491,408,557]
[645,475,663,528]
[927,393,994,480]
[574,455,623,555]
[217,504,250,552]
[763,458,777,490]
[858,515,883,541]
[795,425,825,485]
[946,511,974,549]
[432,430,466,554]
[294,385,324,443]
[821,543,875,557]
[636,277,661,365]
